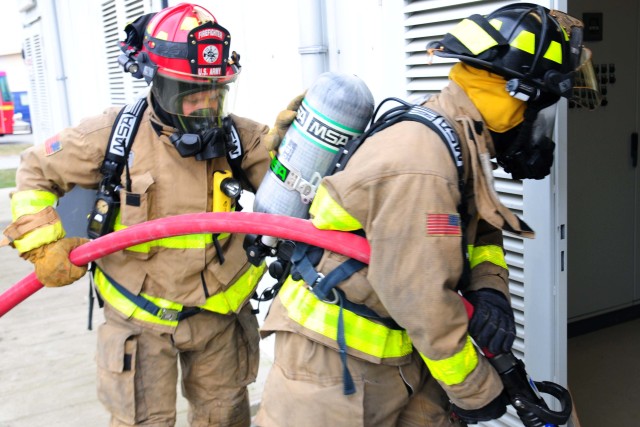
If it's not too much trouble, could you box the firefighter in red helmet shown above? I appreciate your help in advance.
[2,3,271,426]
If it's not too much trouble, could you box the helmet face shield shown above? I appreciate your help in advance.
[151,68,238,133]
[571,48,601,109]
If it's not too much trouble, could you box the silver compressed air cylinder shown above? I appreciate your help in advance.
[254,71,374,218]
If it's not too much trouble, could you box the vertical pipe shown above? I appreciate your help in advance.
[297,0,328,87]
[49,0,71,127]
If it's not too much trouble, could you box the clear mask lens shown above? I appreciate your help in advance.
[151,69,239,134]
[571,48,602,110]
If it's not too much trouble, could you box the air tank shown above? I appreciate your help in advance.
[254,71,374,218]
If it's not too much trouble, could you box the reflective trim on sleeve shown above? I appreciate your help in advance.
[10,190,64,253]
[13,222,65,253]
[309,184,362,231]
[420,335,479,386]
[278,277,413,360]
[11,190,58,220]
[467,244,508,270]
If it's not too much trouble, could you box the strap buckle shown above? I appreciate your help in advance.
[158,307,180,321]
[306,272,325,291]
[308,273,340,305]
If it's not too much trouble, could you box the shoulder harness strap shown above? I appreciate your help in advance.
[333,97,464,192]
[102,97,149,192]
[224,117,254,193]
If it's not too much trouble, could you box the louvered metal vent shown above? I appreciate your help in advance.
[404,2,527,425]
[101,0,149,106]
[24,33,53,139]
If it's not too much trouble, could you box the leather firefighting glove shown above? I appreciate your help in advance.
[451,390,509,424]
[464,288,516,354]
[21,237,90,287]
[263,92,306,151]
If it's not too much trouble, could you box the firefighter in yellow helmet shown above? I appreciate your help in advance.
[2,3,272,426]
[255,3,599,426]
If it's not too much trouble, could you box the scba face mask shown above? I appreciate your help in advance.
[169,115,233,161]
[152,73,237,161]
[491,103,557,180]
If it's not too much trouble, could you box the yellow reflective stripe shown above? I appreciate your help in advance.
[309,185,362,231]
[94,268,180,327]
[13,222,65,253]
[10,190,64,252]
[449,18,499,56]
[420,336,478,386]
[543,40,563,64]
[511,30,535,55]
[11,190,58,220]
[94,263,263,327]
[489,18,503,31]
[467,244,508,270]
[279,278,413,359]
[200,263,266,314]
[113,213,229,253]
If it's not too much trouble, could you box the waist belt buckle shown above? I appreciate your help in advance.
[306,273,325,293]
[308,273,340,305]
[158,307,180,321]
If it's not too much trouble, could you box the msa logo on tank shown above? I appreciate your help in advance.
[292,100,358,153]
[253,72,374,219]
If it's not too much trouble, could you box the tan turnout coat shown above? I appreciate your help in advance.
[259,82,533,424]
[16,96,271,311]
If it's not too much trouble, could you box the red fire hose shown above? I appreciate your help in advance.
[0,211,572,425]
[0,212,370,317]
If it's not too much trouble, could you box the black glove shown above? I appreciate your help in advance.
[451,391,509,424]
[464,289,516,354]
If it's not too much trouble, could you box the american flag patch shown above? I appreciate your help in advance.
[44,134,62,156]
[426,213,462,236]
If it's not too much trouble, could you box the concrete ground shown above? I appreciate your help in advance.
[0,140,275,426]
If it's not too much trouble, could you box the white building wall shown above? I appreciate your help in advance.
[19,1,570,424]
[54,0,112,125]
[21,0,406,133]
[0,1,28,92]
[0,54,29,93]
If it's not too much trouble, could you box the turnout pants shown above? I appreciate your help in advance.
[255,331,465,427]
[97,303,260,427]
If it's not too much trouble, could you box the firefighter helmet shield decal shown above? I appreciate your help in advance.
[188,21,231,77]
